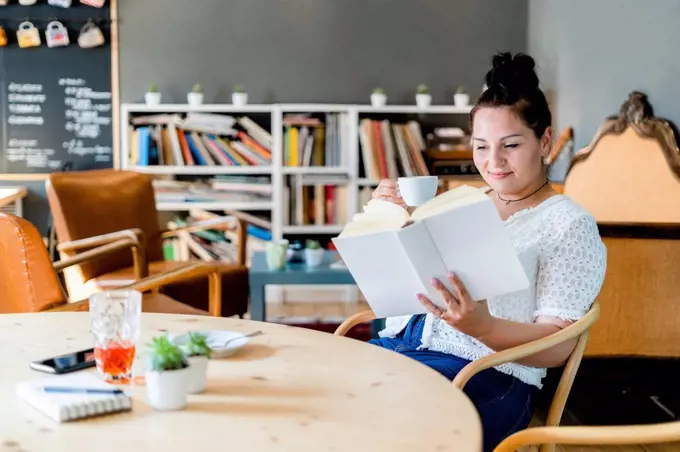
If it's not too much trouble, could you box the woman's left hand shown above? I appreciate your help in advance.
[418,272,495,339]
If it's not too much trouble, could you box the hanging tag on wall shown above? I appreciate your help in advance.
[17,21,41,48]
[80,0,106,7]
[77,21,104,48]
[46,21,70,48]
[0,26,7,47]
[48,0,72,7]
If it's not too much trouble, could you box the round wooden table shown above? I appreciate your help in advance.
[0,312,481,452]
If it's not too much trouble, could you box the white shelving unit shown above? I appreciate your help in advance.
[120,102,473,241]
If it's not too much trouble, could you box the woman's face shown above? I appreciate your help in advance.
[471,106,551,195]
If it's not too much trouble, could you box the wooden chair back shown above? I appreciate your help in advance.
[563,91,680,358]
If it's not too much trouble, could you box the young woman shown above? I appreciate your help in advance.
[370,52,607,451]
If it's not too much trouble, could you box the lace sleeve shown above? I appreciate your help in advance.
[534,213,607,321]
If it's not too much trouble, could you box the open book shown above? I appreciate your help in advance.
[332,185,529,318]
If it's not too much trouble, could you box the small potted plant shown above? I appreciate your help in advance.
[304,239,324,268]
[187,83,204,107]
[454,86,470,107]
[371,87,387,107]
[178,332,211,394]
[232,84,248,106]
[145,83,161,106]
[416,84,431,108]
[145,336,190,411]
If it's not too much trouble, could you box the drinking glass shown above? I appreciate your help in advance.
[89,290,142,383]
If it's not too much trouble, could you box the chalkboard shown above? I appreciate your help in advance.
[0,1,113,175]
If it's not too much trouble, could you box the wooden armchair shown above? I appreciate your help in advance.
[45,169,250,318]
[0,213,231,315]
[335,304,600,452]
[563,91,680,358]
[493,420,680,451]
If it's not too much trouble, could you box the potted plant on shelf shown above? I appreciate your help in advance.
[232,84,248,106]
[454,86,470,107]
[145,83,161,106]
[145,335,190,411]
[178,332,211,394]
[371,87,387,107]
[416,84,431,108]
[187,83,204,107]
[304,239,324,268]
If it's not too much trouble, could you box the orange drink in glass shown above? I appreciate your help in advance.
[89,290,141,383]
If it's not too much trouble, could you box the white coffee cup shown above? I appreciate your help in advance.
[397,176,438,206]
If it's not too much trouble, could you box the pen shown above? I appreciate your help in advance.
[42,387,124,395]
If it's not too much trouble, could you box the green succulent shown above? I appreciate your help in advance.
[180,332,212,358]
[306,239,322,250]
[148,83,158,93]
[417,84,429,94]
[233,84,245,93]
[192,83,203,93]
[456,86,466,94]
[373,87,385,95]
[145,335,189,372]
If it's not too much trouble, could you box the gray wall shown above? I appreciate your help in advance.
[118,0,528,104]
[528,0,680,150]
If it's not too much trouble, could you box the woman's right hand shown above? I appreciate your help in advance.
[372,179,407,209]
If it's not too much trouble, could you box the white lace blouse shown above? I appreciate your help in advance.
[378,193,608,388]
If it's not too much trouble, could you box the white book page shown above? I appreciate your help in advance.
[332,231,428,318]
[420,197,530,301]
[395,221,449,312]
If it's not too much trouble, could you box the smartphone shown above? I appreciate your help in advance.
[29,348,96,374]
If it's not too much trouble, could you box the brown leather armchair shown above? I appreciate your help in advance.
[0,213,231,315]
[45,169,250,318]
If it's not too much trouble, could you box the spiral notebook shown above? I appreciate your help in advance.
[16,373,132,422]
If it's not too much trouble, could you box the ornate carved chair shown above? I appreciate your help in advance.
[563,91,680,358]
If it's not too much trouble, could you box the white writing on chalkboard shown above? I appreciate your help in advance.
[61,77,112,142]
[7,83,46,126]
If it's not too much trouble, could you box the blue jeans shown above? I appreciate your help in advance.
[369,314,534,452]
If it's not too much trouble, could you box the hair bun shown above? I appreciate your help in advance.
[485,52,539,93]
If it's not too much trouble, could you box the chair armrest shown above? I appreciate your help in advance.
[494,421,680,452]
[56,228,148,279]
[162,209,249,266]
[57,228,145,252]
[48,262,234,317]
[452,303,600,389]
[53,238,139,273]
[334,310,376,336]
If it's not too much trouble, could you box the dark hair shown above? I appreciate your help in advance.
[471,52,552,140]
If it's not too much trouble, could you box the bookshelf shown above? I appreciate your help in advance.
[120,102,473,242]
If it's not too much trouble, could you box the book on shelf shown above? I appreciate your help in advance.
[128,113,272,168]
[283,174,349,227]
[152,177,271,204]
[283,113,347,168]
[331,185,529,318]
[359,119,429,181]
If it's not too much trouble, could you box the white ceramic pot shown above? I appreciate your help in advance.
[416,93,431,108]
[454,93,470,107]
[305,248,324,268]
[187,92,204,107]
[232,92,248,106]
[186,355,208,394]
[145,92,161,106]
[145,367,189,411]
[371,93,387,107]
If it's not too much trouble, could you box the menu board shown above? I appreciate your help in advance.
[0,2,113,175]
